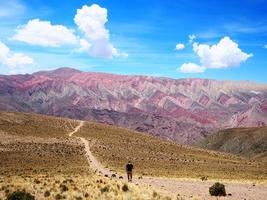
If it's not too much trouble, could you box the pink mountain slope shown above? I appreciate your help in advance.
[0,67,266,144]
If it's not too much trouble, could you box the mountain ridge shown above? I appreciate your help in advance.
[0,67,266,144]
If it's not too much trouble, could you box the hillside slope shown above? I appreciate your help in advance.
[0,111,266,181]
[196,126,267,159]
[0,67,267,144]
[75,118,267,180]
[0,111,172,199]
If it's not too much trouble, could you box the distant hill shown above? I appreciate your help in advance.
[0,111,266,180]
[0,67,267,144]
[196,126,267,160]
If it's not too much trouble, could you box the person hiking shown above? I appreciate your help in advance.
[126,161,134,182]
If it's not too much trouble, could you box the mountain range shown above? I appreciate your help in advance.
[0,67,266,144]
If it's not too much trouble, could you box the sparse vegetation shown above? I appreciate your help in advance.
[0,112,172,200]
[0,111,266,199]
[0,175,171,199]
[77,121,267,180]
[209,182,226,196]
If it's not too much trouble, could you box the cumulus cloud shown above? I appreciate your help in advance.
[74,4,126,58]
[0,41,34,72]
[9,4,126,60]
[180,63,205,73]
[193,37,252,69]
[175,43,185,50]
[11,19,77,47]
[179,36,252,73]
[75,39,92,53]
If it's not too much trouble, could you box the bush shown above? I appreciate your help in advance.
[60,184,68,192]
[100,186,109,193]
[44,191,50,197]
[55,194,63,200]
[122,184,129,192]
[209,182,226,196]
[7,191,35,200]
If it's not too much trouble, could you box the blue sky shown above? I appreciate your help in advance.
[0,0,266,82]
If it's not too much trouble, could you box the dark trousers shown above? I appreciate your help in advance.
[127,171,132,182]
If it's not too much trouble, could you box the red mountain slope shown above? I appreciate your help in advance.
[0,67,266,144]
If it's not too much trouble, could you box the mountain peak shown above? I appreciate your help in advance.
[52,67,81,73]
[34,67,81,77]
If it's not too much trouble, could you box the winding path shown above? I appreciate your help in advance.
[69,121,267,200]
[68,121,114,176]
[68,121,84,137]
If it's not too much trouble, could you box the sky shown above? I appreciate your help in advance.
[0,0,266,82]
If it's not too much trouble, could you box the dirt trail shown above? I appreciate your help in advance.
[68,121,114,176]
[68,121,84,137]
[69,121,267,200]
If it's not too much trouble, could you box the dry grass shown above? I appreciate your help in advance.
[0,111,172,199]
[0,111,266,199]
[77,122,267,181]
[0,111,86,176]
[0,111,79,138]
[0,174,173,200]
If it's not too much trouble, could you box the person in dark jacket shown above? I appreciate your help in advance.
[126,161,134,182]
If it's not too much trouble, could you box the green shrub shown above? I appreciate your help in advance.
[209,182,226,196]
[7,190,35,200]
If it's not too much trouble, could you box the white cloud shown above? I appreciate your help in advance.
[75,39,91,53]
[175,43,185,50]
[74,4,108,41]
[264,44,267,49]
[179,36,252,73]
[74,4,126,59]
[0,41,34,72]
[180,63,205,73]
[189,34,196,43]
[11,19,77,47]
[194,37,252,69]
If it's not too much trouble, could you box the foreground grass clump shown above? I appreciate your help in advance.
[209,182,226,196]
[0,174,173,200]
[7,190,35,200]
